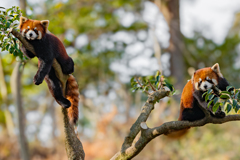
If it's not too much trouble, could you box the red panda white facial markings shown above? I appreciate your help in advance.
[19,18,47,40]
[21,29,26,37]
[192,63,224,91]
[37,30,42,39]
[25,29,38,40]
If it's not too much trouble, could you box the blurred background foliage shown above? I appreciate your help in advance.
[1,0,240,159]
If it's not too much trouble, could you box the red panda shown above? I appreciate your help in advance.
[179,63,229,121]
[19,16,79,125]
[166,63,229,138]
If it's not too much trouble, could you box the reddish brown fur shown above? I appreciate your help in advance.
[179,67,219,120]
[178,80,194,120]
[20,19,47,37]
[65,75,79,125]
[19,17,77,124]
[193,67,218,84]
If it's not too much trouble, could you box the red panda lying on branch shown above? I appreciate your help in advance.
[179,63,229,121]
[167,63,230,138]
[18,17,79,125]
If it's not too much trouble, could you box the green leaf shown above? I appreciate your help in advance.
[155,70,160,78]
[202,92,207,98]
[220,91,231,94]
[205,94,209,102]
[226,104,232,113]
[213,97,219,104]
[155,75,160,85]
[212,103,220,112]
[164,79,173,91]
[226,86,234,92]
[233,99,237,108]
[6,44,10,50]
[130,87,139,92]
[208,94,215,100]
[220,93,230,99]
[143,86,148,92]
[208,100,213,108]
[130,77,135,83]
[235,91,239,99]
[207,89,213,94]
[6,22,10,28]
[235,104,240,113]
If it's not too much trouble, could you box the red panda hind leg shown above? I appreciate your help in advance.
[45,67,71,108]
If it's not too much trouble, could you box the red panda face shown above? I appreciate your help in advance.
[192,63,223,91]
[18,17,49,40]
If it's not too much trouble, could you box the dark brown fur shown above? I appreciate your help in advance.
[19,17,79,125]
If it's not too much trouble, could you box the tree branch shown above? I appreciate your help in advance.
[111,88,240,160]
[111,89,169,160]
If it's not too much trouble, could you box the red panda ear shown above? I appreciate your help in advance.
[40,20,49,31]
[18,16,28,28]
[211,63,223,78]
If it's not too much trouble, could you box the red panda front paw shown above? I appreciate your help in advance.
[33,75,43,85]
[215,111,226,118]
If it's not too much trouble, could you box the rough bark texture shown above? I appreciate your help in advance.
[111,89,170,160]
[10,29,85,160]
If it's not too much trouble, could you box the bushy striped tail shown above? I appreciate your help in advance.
[65,75,79,125]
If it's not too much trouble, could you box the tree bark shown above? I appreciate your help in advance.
[166,0,185,91]
[154,0,185,92]
[111,87,240,160]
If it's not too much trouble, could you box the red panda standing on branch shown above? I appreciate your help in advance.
[18,17,79,125]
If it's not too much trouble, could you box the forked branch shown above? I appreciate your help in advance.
[111,88,240,160]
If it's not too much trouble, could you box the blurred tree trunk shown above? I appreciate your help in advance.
[13,1,30,160]
[11,62,29,160]
[19,0,26,15]
[154,0,185,92]
[0,54,15,138]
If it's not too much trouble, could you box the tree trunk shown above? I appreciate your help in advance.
[166,0,185,91]
[62,108,85,160]
[10,62,29,160]
[154,0,185,92]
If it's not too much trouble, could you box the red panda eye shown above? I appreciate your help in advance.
[207,79,212,83]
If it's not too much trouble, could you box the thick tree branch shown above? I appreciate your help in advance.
[111,88,240,160]
[113,89,169,160]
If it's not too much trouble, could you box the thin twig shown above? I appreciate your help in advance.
[157,74,163,90]
[148,79,156,91]
[135,77,150,95]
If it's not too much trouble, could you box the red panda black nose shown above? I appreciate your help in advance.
[204,85,208,89]
[29,33,33,37]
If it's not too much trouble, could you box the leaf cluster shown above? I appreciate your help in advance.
[0,6,24,59]
[203,86,240,113]
[130,71,176,97]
